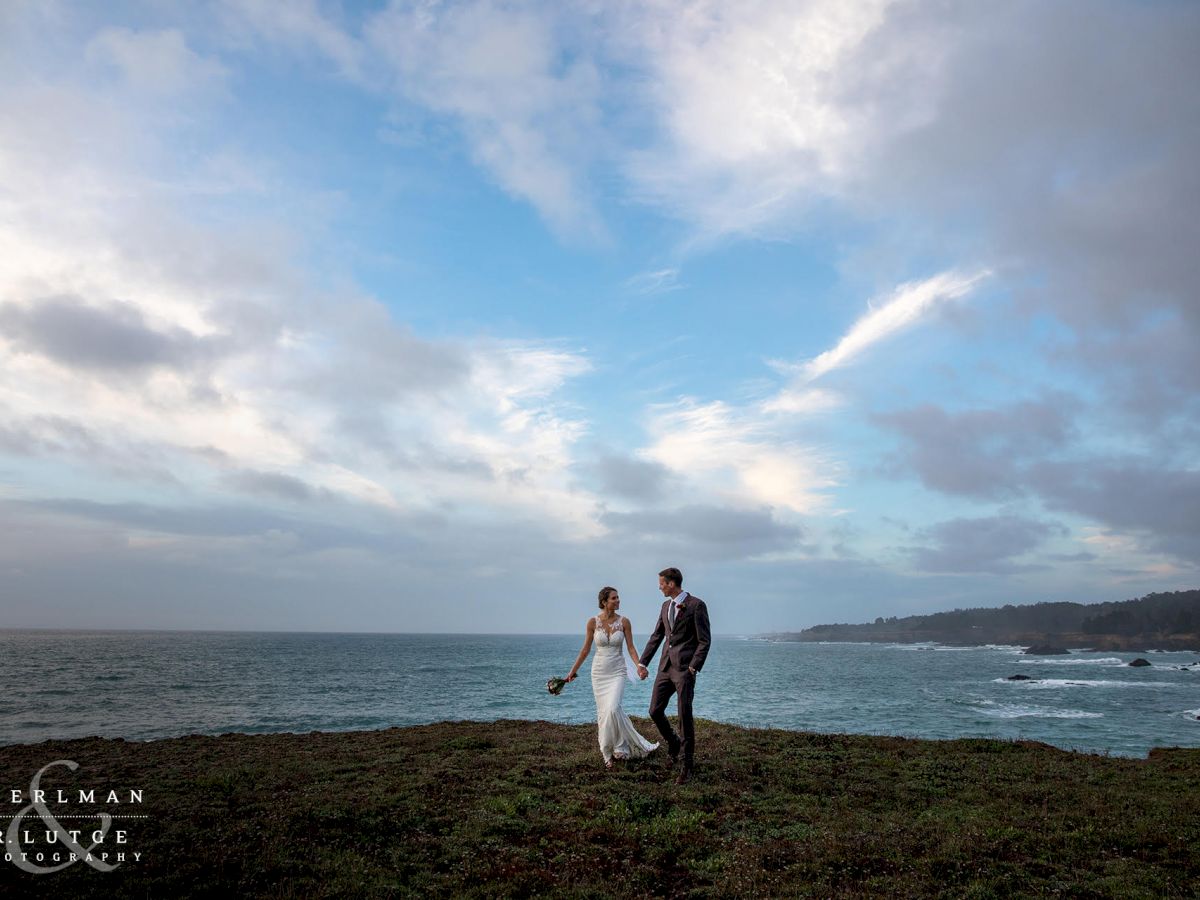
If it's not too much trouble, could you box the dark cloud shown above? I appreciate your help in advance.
[1028,461,1200,561]
[279,301,471,405]
[0,295,228,373]
[910,515,1063,575]
[9,496,426,552]
[1049,321,1200,426]
[0,414,105,457]
[19,496,309,538]
[40,280,443,402]
[321,412,495,480]
[875,396,1075,499]
[0,414,182,483]
[839,0,1200,503]
[855,1,1200,332]
[601,504,802,559]
[223,469,325,502]
[1045,551,1097,564]
[877,398,1200,566]
[590,453,672,501]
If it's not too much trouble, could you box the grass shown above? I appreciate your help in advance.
[1,720,1198,898]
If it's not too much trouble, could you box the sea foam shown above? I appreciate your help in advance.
[1016,657,1124,666]
[974,700,1103,720]
[994,678,1179,689]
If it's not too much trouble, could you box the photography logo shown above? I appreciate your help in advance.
[4,759,146,875]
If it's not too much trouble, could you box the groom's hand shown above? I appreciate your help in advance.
[687,666,696,676]
[637,664,648,680]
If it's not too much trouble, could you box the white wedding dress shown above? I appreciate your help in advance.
[591,615,659,764]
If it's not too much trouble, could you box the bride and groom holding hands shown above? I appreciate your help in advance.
[564,567,711,785]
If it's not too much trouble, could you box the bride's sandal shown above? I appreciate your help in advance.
[604,759,614,770]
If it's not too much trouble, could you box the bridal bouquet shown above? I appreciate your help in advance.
[546,676,568,695]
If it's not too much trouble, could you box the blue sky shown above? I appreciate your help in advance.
[1,0,1197,634]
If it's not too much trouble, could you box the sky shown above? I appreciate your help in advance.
[0,0,1197,635]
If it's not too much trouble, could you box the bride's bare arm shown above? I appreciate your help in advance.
[566,618,595,681]
[623,618,649,677]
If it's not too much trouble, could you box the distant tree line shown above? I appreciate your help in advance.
[788,589,1200,643]
[1080,590,1200,636]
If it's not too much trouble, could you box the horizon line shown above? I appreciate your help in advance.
[0,625,765,638]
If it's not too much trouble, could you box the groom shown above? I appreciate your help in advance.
[639,567,711,785]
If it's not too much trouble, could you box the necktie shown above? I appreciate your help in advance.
[670,600,683,627]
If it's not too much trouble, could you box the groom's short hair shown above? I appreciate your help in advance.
[658,567,683,587]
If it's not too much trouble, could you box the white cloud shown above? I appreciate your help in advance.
[760,386,842,416]
[797,269,990,383]
[85,27,229,95]
[623,267,683,296]
[216,0,364,79]
[366,0,606,240]
[641,399,839,516]
[0,44,603,540]
[617,0,898,236]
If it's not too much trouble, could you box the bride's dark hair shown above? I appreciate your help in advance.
[598,586,618,609]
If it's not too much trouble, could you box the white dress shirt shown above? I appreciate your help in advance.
[668,591,689,628]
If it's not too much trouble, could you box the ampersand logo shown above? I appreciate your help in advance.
[4,760,142,875]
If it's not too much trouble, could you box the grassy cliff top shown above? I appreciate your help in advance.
[2,720,1198,898]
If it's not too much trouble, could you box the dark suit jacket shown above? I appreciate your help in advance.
[640,593,711,674]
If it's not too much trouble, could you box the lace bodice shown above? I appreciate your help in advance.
[593,615,637,684]
[594,615,625,649]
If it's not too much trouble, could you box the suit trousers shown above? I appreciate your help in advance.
[648,666,695,765]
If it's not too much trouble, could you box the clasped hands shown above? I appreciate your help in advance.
[633,664,696,680]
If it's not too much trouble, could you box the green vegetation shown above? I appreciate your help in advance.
[2,720,1198,897]
[781,589,1200,650]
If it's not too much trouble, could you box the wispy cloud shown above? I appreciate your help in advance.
[799,270,991,383]
[759,269,989,417]
[623,267,682,296]
[216,0,364,80]
[366,2,607,241]
[86,27,229,96]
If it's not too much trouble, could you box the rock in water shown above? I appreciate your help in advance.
[1006,674,1035,681]
[1129,658,1152,667]
[1024,645,1070,655]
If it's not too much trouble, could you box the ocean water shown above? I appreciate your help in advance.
[1,630,1198,757]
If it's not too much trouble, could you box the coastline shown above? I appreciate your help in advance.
[3,720,1198,897]
[765,634,1200,653]
[5,634,1198,758]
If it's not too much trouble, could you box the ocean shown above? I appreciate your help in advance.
[2,630,1198,757]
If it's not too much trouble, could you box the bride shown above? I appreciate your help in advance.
[566,586,660,769]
